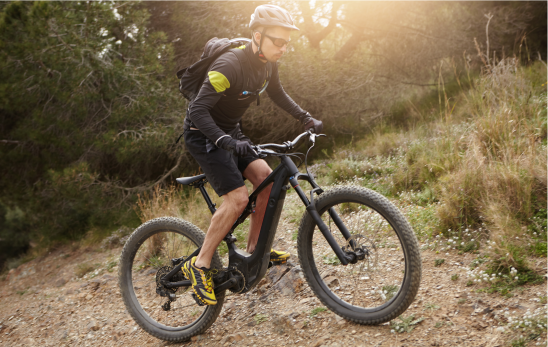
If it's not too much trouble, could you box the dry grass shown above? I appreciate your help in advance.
[436,58,547,267]
[136,184,223,232]
[318,56,546,270]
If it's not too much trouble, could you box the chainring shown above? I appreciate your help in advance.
[227,267,246,294]
[155,266,178,294]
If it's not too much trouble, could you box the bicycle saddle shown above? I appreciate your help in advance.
[176,174,207,186]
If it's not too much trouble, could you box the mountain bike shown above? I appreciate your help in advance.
[118,131,422,342]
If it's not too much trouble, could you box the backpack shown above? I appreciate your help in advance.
[176,37,271,106]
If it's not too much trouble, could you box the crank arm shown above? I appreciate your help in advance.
[163,247,201,281]
[163,280,191,288]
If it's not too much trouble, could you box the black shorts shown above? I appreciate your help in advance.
[184,130,258,197]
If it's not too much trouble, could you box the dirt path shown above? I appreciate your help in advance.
[0,194,546,347]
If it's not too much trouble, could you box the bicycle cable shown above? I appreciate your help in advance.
[304,138,316,178]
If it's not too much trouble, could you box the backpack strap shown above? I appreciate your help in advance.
[231,48,251,95]
[231,48,271,106]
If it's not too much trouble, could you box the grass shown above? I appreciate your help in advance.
[390,314,425,333]
[322,255,341,266]
[75,262,96,278]
[254,313,269,325]
[309,59,546,276]
[423,303,440,312]
[106,260,117,272]
[434,259,445,267]
[309,307,327,318]
[382,285,399,301]
[482,266,545,297]
[451,274,459,281]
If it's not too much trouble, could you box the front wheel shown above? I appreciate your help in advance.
[297,186,421,324]
[118,217,224,342]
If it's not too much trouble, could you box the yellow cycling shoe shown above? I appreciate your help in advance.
[182,256,217,306]
[270,249,290,264]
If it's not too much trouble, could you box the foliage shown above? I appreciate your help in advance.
[390,314,425,333]
[75,262,96,278]
[423,303,440,312]
[0,1,181,267]
[309,307,327,318]
[0,1,545,269]
[381,285,399,301]
[254,313,269,325]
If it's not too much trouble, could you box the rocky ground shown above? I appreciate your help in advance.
[0,193,546,347]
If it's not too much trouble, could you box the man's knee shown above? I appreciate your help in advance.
[225,186,249,212]
[244,160,272,186]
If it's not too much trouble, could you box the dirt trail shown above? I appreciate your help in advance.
[0,195,546,347]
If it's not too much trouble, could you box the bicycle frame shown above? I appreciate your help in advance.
[163,141,359,294]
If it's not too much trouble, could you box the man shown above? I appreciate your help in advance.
[182,4,323,306]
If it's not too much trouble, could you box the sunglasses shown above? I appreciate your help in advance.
[263,33,291,48]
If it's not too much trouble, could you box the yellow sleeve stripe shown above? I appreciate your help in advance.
[208,71,230,93]
[236,45,246,49]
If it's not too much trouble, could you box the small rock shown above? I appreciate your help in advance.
[85,294,93,300]
[191,335,206,341]
[273,268,304,295]
[220,334,237,344]
[55,278,67,287]
[100,274,115,283]
[271,314,294,335]
[86,320,100,331]
[299,298,313,305]
[374,333,382,337]
[323,276,339,288]
[233,332,246,341]
[312,335,329,347]
[267,265,290,285]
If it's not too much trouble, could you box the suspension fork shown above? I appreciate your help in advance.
[286,173,355,266]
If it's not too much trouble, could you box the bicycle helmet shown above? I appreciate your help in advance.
[249,5,299,31]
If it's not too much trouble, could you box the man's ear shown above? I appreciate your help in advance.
[253,31,261,44]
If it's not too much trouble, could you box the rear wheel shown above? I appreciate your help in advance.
[297,186,421,324]
[118,217,224,342]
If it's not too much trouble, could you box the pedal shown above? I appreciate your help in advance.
[191,293,206,306]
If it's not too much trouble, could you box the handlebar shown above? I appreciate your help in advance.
[252,131,325,156]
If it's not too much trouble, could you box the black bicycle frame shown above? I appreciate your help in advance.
[163,153,357,293]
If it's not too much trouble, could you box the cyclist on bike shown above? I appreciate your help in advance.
[182,4,323,306]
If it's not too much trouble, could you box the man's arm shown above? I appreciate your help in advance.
[265,64,309,122]
[187,56,238,145]
[266,64,322,132]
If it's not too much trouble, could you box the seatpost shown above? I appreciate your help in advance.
[196,182,216,215]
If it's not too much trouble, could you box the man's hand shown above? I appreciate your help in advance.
[217,136,256,157]
[302,113,323,134]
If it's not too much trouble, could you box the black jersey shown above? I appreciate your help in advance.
[185,44,307,144]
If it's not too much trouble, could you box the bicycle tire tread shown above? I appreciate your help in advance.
[118,217,224,342]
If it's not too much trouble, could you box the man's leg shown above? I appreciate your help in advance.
[242,159,273,254]
[194,185,248,269]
